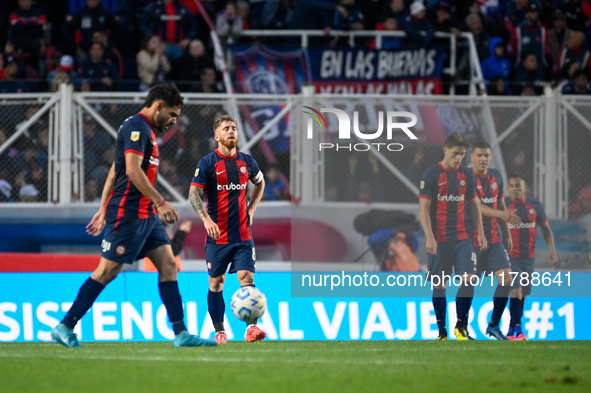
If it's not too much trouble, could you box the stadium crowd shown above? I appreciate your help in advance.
[1,0,591,95]
[1,0,591,203]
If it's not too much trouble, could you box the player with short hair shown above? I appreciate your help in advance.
[419,132,487,341]
[51,84,215,348]
[470,141,521,340]
[504,174,558,340]
[188,114,266,344]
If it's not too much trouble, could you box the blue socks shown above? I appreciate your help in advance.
[62,277,105,329]
[158,281,187,335]
[432,288,447,329]
[208,290,226,332]
[489,285,511,327]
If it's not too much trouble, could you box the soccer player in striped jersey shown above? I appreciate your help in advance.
[188,114,266,344]
[419,132,487,341]
[505,174,558,340]
[470,141,521,340]
[51,84,215,348]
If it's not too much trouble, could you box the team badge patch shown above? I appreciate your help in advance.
[206,261,212,271]
[529,209,535,215]
[240,166,246,174]
[420,181,425,189]
[459,179,466,186]
[131,131,140,142]
[491,183,497,189]
[116,245,127,256]
[195,168,200,177]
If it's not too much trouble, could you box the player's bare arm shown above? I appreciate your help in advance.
[419,198,437,255]
[248,177,265,225]
[86,163,116,236]
[125,152,178,225]
[188,185,220,240]
[468,196,487,251]
[540,222,559,266]
[497,197,514,253]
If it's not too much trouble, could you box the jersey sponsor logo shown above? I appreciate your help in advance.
[437,194,465,202]
[509,222,536,229]
[438,181,447,186]
[481,196,497,204]
[216,170,226,175]
[131,131,140,141]
[195,168,199,177]
[149,156,159,166]
[217,182,247,191]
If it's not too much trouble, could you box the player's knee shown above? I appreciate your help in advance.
[209,275,225,291]
[237,270,254,286]
[509,287,521,298]
[496,268,512,286]
[158,258,178,278]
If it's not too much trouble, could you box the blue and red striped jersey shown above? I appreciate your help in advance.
[419,162,477,243]
[472,168,504,245]
[505,196,548,259]
[191,149,262,245]
[105,113,160,223]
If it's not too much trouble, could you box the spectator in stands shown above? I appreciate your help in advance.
[371,16,403,50]
[521,83,537,95]
[139,0,197,61]
[170,39,212,91]
[554,31,591,79]
[92,30,124,78]
[403,1,434,47]
[78,42,119,91]
[0,56,29,93]
[556,60,580,89]
[19,183,40,202]
[83,115,112,174]
[47,55,78,91]
[505,0,542,31]
[380,0,408,26]
[562,69,591,94]
[508,3,552,78]
[84,177,101,202]
[8,0,48,57]
[193,66,223,93]
[62,0,120,60]
[464,12,491,61]
[136,34,171,92]
[481,37,513,93]
[563,0,587,32]
[262,165,288,201]
[513,52,545,94]
[487,75,510,95]
[261,0,298,29]
[290,0,346,32]
[432,2,462,39]
[69,0,119,15]
[549,10,573,68]
[0,172,12,202]
[216,2,244,45]
[237,1,251,30]
[332,0,365,31]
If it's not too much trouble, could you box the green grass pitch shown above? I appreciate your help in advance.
[1,341,590,393]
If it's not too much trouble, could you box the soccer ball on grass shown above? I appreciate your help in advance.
[230,286,267,324]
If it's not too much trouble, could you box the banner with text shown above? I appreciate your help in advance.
[0,272,588,342]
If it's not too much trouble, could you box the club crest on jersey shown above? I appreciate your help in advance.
[459,179,466,187]
[206,261,212,270]
[240,166,246,174]
[195,168,199,177]
[420,181,425,189]
[116,245,127,256]
[491,183,497,189]
[131,131,140,141]
[529,208,535,214]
